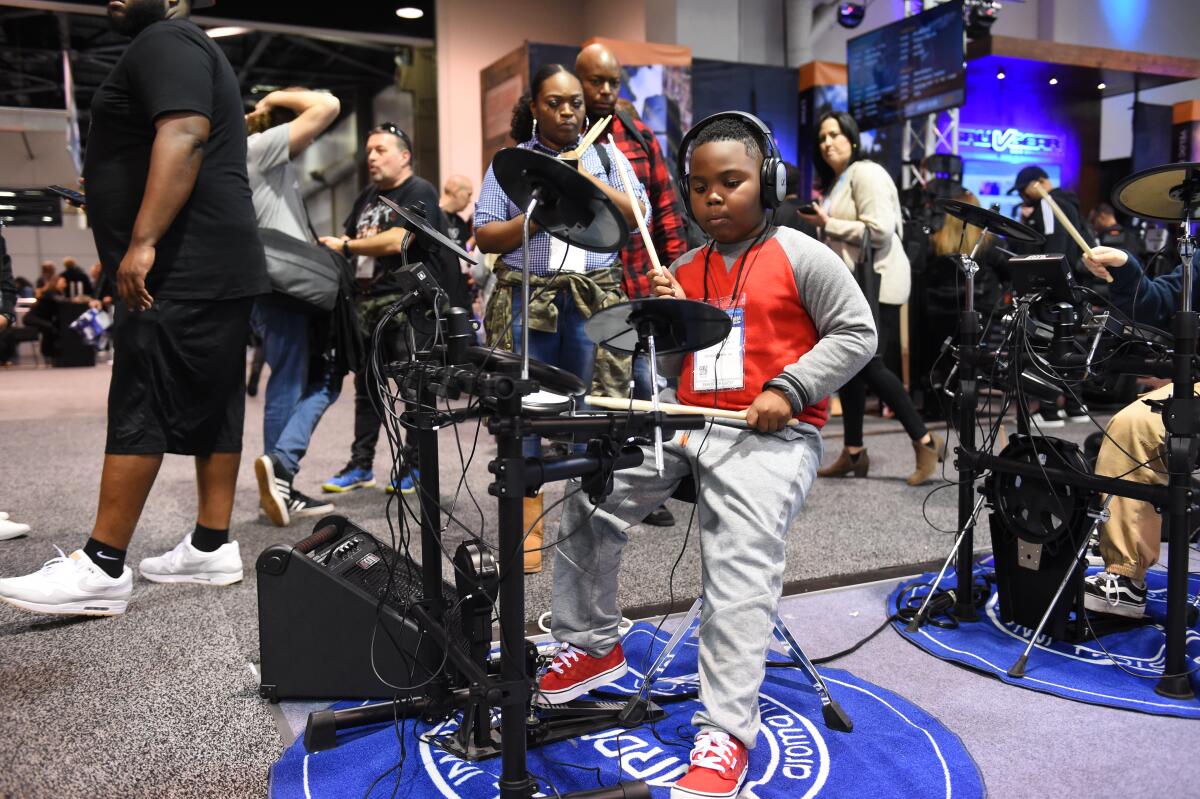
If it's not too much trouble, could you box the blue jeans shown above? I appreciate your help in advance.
[251,300,342,477]
[511,290,596,457]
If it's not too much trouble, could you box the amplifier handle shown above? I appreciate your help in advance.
[295,522,342,554]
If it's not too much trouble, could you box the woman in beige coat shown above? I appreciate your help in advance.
[800,111,941,486]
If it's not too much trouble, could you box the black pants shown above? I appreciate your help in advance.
[840,303,927,448]
[349,327,416,473]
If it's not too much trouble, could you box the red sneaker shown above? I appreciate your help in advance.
[671,730,749,799]
[534,643,628,706]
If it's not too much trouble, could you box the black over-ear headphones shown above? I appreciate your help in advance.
[675,111,786,224]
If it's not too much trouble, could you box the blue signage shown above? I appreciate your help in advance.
[959,127,1064,159]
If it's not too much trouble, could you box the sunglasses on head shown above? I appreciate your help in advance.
[372,122,413,152]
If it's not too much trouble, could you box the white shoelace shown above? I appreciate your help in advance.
[1098,572,1123,607]
[547,644,585,675]
[36,546,71,574]
[690,731,737,775]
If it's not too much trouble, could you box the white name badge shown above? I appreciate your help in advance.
[692,308,745,392]
[549,235,587,273]
[355,255,374,280]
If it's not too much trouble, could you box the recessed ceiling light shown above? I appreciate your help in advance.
[206,26,250,38]
[395,6,424,18]
[1049,77,1058,85]
[1097,82,1107,90]
[996,70,1005,80]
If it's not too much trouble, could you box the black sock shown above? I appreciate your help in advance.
[83,538,126,579]
[191,523,229,553]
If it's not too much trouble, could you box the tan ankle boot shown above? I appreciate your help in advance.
[907,432,945,486]
[817,448,869,478]
[523,494,545,574]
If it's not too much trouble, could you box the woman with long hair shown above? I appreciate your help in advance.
[474,63,647,572]
[800,111,942,485]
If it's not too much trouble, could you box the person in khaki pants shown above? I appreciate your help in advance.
[1081,244,1200,618]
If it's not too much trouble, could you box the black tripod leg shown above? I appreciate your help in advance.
[771,616,852,732]
[1008,497,1112,678]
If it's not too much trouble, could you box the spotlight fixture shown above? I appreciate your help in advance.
[395,6,424,19]
[836,2,866,29]
[996,70,1006,80]
[1097,82,1107,90]
[1049,77,1058,85]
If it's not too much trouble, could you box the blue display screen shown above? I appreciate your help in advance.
[847,0,965,131]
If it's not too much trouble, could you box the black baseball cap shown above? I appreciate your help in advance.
[1007,165,1048,195]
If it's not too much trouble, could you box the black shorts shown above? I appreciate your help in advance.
[106,297,253,456]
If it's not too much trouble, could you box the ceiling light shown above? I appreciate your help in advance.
[996,70,1005,80]
[1049,77,1058,85]
[395,6,424,18]
[1097,82,1107,90]
[206,26,250,38]
[836,2,866,29]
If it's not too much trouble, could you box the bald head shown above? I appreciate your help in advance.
[440,174,473,215]
[575,43,622,120]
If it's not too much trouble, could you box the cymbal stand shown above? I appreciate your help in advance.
[952,233,988,621]
[629,317,665,475]
[521,195,538,382]
[1155,184,1198,699]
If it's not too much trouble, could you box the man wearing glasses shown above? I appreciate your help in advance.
[318,123,454,495]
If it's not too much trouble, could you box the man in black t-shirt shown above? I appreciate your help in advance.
[0,0,268,618]
[318,124,456,494]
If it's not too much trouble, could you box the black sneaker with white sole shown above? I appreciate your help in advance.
[287,488,333,520]
[255,454,293,527]
[1083,571,1147,619]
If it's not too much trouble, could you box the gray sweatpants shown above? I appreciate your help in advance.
[551,420,823,747]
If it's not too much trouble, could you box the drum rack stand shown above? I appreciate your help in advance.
[908,209,1200,700]
[304,341,705,799]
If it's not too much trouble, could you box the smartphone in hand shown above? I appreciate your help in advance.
[47,185,86,208]
[796,203,817,215]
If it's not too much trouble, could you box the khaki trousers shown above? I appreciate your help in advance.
[1095,382,1198,580]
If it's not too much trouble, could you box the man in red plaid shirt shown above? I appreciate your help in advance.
[576,44,688,302]
[576,42,688,527]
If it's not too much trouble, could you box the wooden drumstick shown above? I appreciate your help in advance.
[607,133,660,274]
[586,395,801,426]
[562,115,612,161]
[1033,183,1112,283]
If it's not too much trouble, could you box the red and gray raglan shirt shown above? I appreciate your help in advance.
[662,225,877,429]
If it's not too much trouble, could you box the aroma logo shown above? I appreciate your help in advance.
[984,594,1199,673]
[959,127,1063,157]
[417,691,830,798]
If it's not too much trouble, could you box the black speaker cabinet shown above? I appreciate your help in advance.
[256,515,460,701]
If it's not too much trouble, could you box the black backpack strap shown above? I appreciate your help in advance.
[614,107,650,157]
[592,140,611,174]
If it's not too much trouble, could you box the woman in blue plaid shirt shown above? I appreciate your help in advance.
[474,62,648,573]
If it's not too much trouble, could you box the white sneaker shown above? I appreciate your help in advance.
[0,511,9,520]
[139,536,243,586]
[0,518,31,540]
[0,548,132,616]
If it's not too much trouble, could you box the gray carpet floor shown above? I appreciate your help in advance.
[0,363,1143,797]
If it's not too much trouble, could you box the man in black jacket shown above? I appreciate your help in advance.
[318,123,457,495]
[1011,165,1097,274]
[1010,165,1097,425]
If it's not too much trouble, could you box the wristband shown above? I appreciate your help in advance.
[342,240,352,258]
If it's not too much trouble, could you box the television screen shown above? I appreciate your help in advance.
[847,1,965,131]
